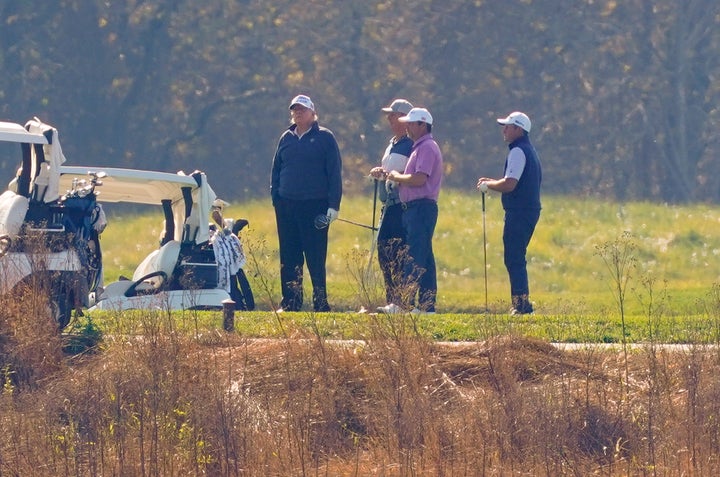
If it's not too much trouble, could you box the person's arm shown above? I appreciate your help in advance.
[477,176,518,193]
[477,147,525,193]
[270,136,284,206]
[324,132,343,211]
[387,170,427,187]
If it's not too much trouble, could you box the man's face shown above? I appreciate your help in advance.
[386,112,402,127]
[290,105,314,128]
[405,121,426,140]
[502,124,524,143]
[386,112,406,134]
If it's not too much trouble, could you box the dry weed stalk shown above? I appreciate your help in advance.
[6,257,720,473]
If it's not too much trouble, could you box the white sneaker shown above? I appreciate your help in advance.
[377,303,404,314]
[411,308,436,315]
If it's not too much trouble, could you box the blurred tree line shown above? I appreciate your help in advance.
[0,0,718,203]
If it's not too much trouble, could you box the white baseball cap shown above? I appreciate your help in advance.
[398,107,433,125]
[289,94,315,111]
[381,98,413,115]
[497,111,531,132]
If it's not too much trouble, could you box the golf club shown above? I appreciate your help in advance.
[481,191,488,312]
[314,214,378,231]
[365,178,380,276]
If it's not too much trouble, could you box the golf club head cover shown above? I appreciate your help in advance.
[232,218,249,235]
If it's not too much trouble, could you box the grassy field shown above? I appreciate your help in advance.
[5,191,720,475]
[99,189,720,317]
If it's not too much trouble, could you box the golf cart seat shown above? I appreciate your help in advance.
[99,240,181,298]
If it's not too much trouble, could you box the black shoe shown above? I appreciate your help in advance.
[510,305,534,315]
[279,298,301,312]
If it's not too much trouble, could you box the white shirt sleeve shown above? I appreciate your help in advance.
[504,147,526,180]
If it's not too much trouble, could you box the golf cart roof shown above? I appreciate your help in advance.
[59,166,204,205]
[59,166,218,245]
[0,120,49,144]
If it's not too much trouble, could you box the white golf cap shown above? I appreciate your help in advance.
[497,111,531,132]
[381,98,413,115]
[398,107,433,125]
[289,94,315,111]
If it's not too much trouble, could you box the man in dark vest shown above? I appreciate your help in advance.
[477,111,542,315]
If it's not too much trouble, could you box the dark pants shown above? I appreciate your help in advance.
[401,199,438,312]
[274,198,330,311]
[503,208,541,296]
[377,203,406,305]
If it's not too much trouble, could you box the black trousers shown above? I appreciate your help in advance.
[503,208,540,297]
[401,199,438,312]
[274,197,330,311]
[377,203,406,305]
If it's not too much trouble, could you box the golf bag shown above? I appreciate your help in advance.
[230,218,254,311]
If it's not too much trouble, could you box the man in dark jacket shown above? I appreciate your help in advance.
[477,111,542,315]
[271,94,342,312]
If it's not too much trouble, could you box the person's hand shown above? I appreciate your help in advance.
[326,208,339,223]
[477,178,491,192]
[369,167,387,180]
[387,170,400,182]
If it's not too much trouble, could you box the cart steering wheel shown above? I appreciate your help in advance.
[124,271,168,297]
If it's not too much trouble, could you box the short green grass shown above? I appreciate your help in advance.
[88,189,720,343]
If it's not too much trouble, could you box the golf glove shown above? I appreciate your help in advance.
[326,208,339,223]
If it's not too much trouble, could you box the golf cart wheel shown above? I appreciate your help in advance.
[124,271,168,297]
[0,234,11,258]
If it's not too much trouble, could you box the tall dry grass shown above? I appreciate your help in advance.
[5,201,720,475]
[5,303,720,475]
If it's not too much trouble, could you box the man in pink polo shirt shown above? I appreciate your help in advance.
[379,107,443,314]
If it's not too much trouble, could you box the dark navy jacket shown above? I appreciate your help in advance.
[271,121,343,210]
[501,135,542,210]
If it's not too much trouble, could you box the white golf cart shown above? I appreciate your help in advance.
[0,118,99,328]
[57,166,232,313]
[0,117,231,329]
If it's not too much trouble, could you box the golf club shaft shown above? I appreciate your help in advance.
[337,217,378,231]
[371,179,378,232]
[482,192,488,311]
[366,179,380,276]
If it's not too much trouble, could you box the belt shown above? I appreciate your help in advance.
[401,198,436,210]
[384,197,402,207]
